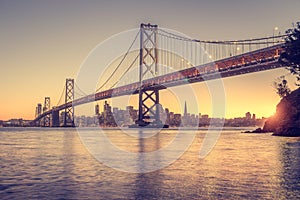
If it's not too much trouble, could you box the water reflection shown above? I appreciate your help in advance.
[134,130,162,199]
[280,139,300,199]
[0,128,300,199]
[136,130,161,172]
[77,128,195,173]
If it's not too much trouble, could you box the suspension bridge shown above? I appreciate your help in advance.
[31,23,287,128]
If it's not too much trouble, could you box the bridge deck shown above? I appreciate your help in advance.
[32,44,284,123]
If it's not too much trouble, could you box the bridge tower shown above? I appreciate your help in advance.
[135,23,166,128]
[63,78,75,127]
[43,97,51,127]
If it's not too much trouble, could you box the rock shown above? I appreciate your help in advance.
[263,87,300,136]
[263,116,277,132]
[272,127,300,137]
[244,128,267,133]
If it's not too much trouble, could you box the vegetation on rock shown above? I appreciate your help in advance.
[280,22,300,85]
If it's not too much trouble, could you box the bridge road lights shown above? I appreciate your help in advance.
[236,47,241,56]
[273,27,279,44]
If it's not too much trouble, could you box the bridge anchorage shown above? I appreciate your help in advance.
[130,23,169,128]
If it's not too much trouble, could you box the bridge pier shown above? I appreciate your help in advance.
[135,87,167,128]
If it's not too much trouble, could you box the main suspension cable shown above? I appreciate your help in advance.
[95,30,140,92]
[158,28,288,45]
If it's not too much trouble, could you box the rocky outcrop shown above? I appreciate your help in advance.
[263,87,300,136]
[244,128,267,133]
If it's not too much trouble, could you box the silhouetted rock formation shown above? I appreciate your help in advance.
[244,128,267,134]
[263,88,300,136]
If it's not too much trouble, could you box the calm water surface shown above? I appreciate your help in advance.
[0,127,300,199]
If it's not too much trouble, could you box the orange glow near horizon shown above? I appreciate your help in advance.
[0,68,297,121]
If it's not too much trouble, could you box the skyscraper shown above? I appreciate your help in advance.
[245,112,251,120]
[95,104,100,115]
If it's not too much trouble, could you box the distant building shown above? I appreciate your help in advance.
[103,101,115,126]
[95,104,100,115]
[126,105,138,122]
[169,112,175,126]
[174,114,181,126]
[201,114,209,119]
[184,101,187,117]
[165,108,170,125]
[35,103,42,117]
[245,112,251,120]
[199,114,210,126]
[8,118,23,126]
[113,107,119,115]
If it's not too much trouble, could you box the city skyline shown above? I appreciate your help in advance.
[0,100,264,127]
[75,101,264,128]
[1,0,300,120]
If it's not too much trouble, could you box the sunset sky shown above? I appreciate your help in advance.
[0,0,299,120]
